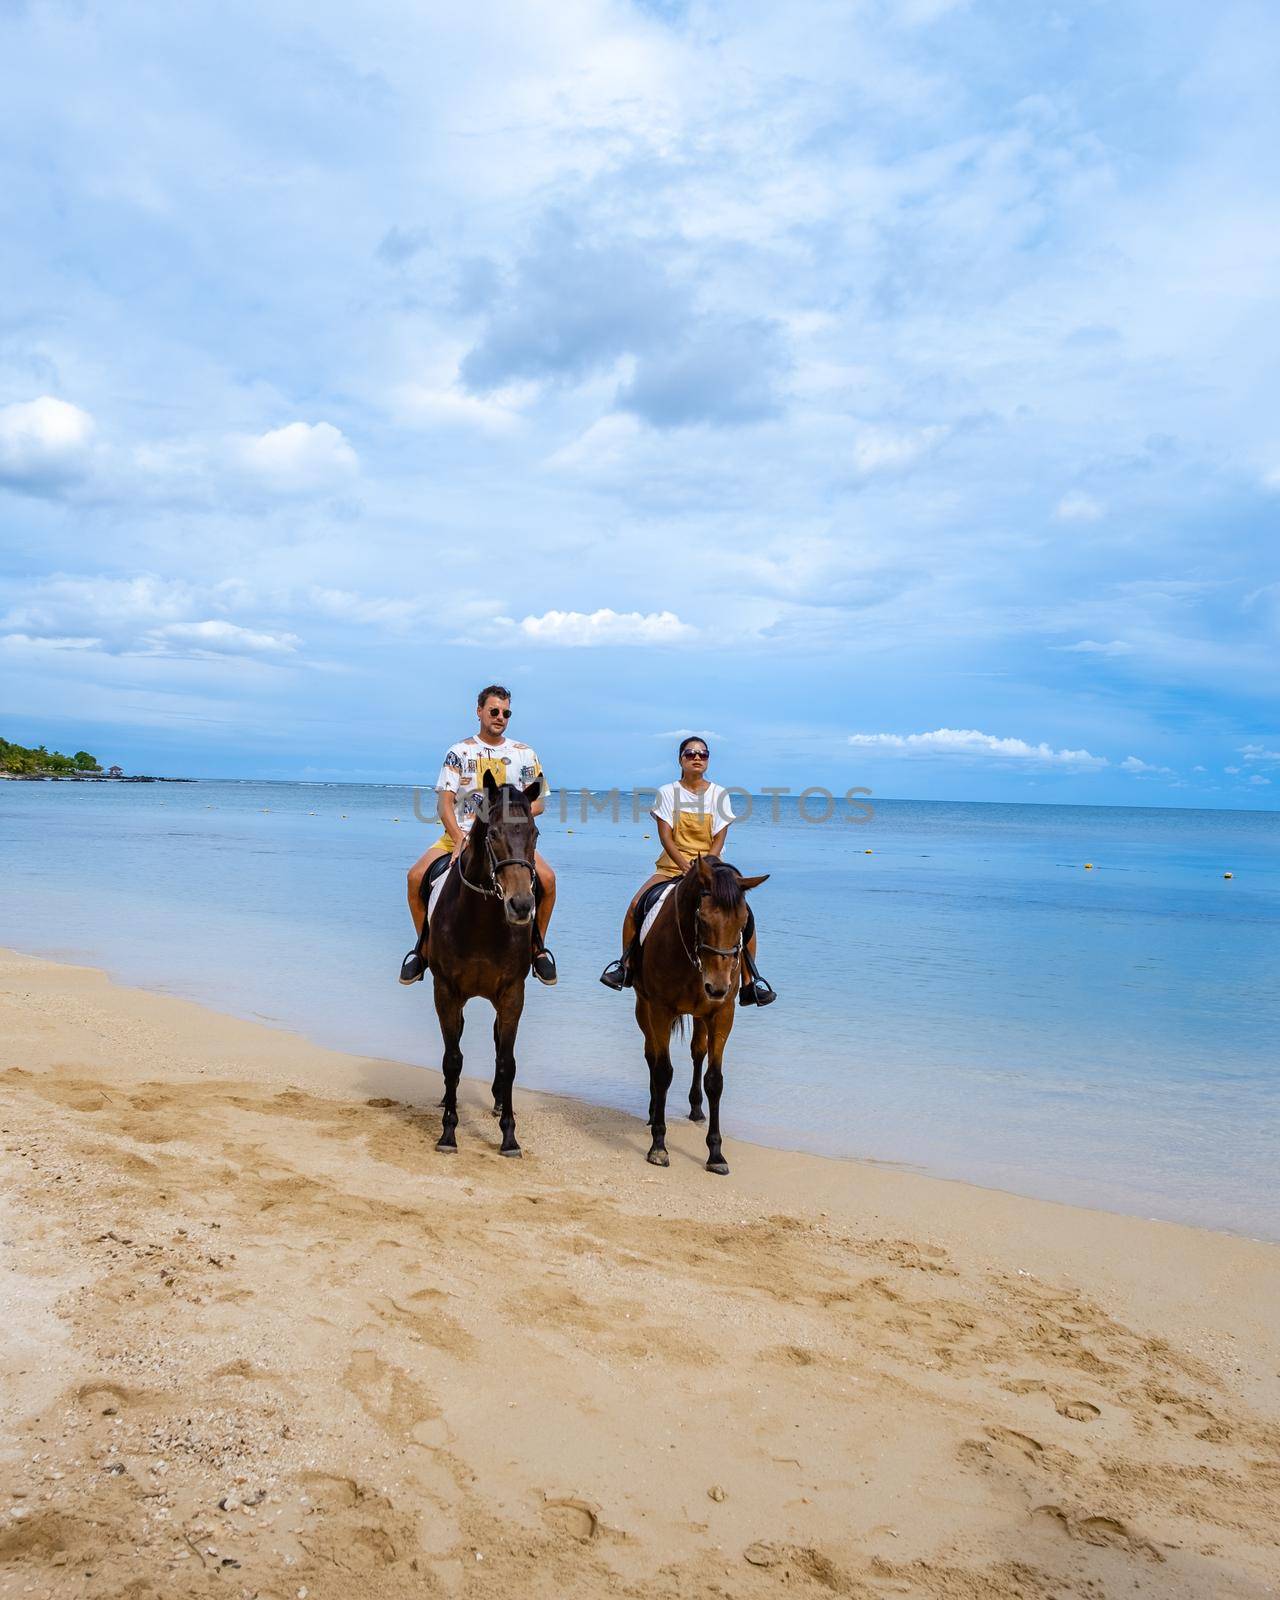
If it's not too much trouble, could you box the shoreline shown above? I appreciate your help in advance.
[3,932,1275,1248]
[2,946,1278,1598]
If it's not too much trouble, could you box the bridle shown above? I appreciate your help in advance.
[674,880,744,980]
[460,820,536,901]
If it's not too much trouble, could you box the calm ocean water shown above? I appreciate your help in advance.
[2,780,1276,1238]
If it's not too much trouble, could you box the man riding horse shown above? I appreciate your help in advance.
[400,684,558,987]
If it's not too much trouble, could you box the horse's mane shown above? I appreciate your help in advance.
[695,859,745,911]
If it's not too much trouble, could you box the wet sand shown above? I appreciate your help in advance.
[1,946,1277,1598]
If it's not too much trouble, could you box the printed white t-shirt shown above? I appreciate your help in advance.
[437,737,545,834]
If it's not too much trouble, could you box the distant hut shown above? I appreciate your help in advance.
[107,764,124,778]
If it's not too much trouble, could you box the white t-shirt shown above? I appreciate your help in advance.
[652,781,738,830]
[437,737,545,833]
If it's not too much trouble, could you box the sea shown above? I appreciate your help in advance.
[2,779,1277,1240]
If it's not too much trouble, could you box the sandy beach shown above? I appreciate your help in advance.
[1,947,1277,1599]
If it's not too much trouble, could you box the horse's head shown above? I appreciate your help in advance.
[692,855,769,1001]
[478,769,542,925]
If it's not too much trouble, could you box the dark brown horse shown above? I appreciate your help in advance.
[426,770,542,1157]
[631,855,768,1175]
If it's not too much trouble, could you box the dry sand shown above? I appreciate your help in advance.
[1,946,1277,1600]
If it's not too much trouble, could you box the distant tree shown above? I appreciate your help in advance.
[73,750,100,771]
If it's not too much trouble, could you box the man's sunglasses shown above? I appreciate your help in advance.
[487,707,513,719]
[682,749,709,760]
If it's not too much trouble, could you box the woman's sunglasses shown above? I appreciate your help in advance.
[682,749,709,760]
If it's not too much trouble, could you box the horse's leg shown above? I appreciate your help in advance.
[636,995,657,1126]
[493,982,526,1157]
[491,1012,502,1117]
[689,1017,708,1122]
[704,1000,736,1175]
[433,981,465,1153]
[644,1004,676,1167]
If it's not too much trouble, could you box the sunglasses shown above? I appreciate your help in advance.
[682,749,709,760]
[487,707,513,719]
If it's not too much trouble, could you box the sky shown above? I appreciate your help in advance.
[1,0,1278,805]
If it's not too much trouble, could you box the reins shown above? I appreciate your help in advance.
[459,817,536,901]
[673,873,743,980]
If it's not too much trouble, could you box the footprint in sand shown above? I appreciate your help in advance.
[541,1496,599,1542]
[1032,1504,1164,1562]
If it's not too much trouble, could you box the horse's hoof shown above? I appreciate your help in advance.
[500,1145,523,1158]
[646,1149,670,1167]
[435,1141,457,1154]
[706,1159,730,1175]
[689,1110,706,1123]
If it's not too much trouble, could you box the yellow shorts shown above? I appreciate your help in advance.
[431,833,455,854]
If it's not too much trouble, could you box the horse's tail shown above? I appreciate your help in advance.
[672,1015,687,1042]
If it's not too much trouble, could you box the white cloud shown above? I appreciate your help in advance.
[1247,774,1271,786]
[0,397,95,491]
[1121,755,1174,775]
[238,422,357,492]
[0,633,102,652]
[847,727,1107,769]
[1056,638,1133,657]
[1054,493,1105,523]
[1239,742,1280,765]
[851,424,948,476]
[489,608,695,647]
[307,588,426,629]
[144,620,300,657]
[655,728,728,742]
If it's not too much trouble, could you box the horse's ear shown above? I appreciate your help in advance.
[695,854,715,885]
[522,778,542,804]
[482,769,500,796]
[736,873,770,891]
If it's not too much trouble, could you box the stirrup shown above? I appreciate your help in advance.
[599,958,628,991]
[739,977,776,1007]
[532,947,558,986]
[399,946,427,985]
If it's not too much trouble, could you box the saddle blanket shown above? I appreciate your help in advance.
[426,854,455,926]
[639,883,675,945]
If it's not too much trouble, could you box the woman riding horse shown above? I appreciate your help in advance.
[599,735,776,1004]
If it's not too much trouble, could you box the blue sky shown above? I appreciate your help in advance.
[1,0,1277,805]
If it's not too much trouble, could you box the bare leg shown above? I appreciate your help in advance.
[534,852,556,947]
[704,1001,735,1174]
[407,845,450,978]
[493,983,526,1156]
[434,981,465,1152]
[689,1017,708,1122]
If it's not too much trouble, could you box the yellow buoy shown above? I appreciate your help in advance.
[865,849,872,855]
[1223,872,1233,879]
[643,834,651,839]
[1084,862,1093,869]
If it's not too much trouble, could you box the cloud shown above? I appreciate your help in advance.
[1056,639,1134,657]
[655,728,727,741]
[1247,774,1271,786]
[307,588,427,629]
[461,215,788,428]
[617,316,787,428]
[847,728,1107,769]
[376,224,432,266]
[237,422,358,492]
[1239,742,1280,766]
[851,424,948,476]
[486,608,695,647]
[0,397,94,493]
[1054,493,1105,523]
[0,633,102,652]
[144,620,300,657]
[1120,755,1174,775]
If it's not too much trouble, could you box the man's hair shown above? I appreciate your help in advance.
[477,684,511,706]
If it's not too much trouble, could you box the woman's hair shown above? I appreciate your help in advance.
[678,735,710,760]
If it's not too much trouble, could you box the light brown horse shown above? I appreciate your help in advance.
[630,855,768,1175]
[425,771,542,1157]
